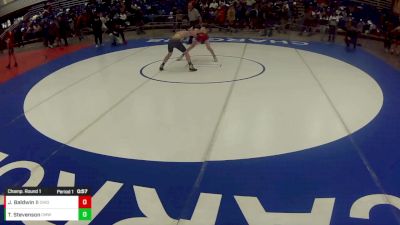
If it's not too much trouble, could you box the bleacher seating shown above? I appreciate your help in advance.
[0,0,45,18]
[27,0,88,18]
[350,0,392,10]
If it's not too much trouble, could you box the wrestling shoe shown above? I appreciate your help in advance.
[213,55,218,62]
[189,64,197,71]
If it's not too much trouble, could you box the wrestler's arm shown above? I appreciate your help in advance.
[186,40,199,53]
[177,40,198,60]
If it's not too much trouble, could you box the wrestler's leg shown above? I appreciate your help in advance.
[177,41,198,61]
[178,43,197,71]
[205,41,217,62]
[160,42,174,71]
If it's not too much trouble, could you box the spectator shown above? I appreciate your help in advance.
[199,0,208,10]
[132,4,145,34]
[0,30,4,54]
[187,2,202,44]
[58,14,70,46]
[247,3,259,30]
[42,19,51,47]
[200,4,212,26]
[300,8,315,36]
[246,0,256,8]
[14,25,24,48]
[5,30,18,69]
[75,13,85,41]
[3,0,399,55]
[318,11,329,40]
[280,2,291,33]
[48,19,59,48]
[120,10,129,26]
[328,13,339,42]
[188,1,202,28]
[114,15,127,44]
[345,20,358,49]
[216,5,227,29]
[108,24,122,46]
[209,0,219,10]
[226,4,236,32]
[235,2,247,29]
[261,3,274,36]
[383,21,394,53]
[91,12,103,47]
[390,26,400,55]
[107,16,126,46]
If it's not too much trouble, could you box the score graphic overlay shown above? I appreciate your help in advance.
[4,188,91,221]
